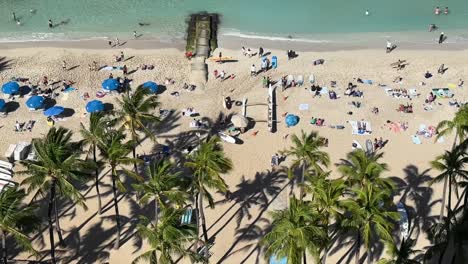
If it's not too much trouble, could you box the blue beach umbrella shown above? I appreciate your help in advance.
[2,81,20,95]
[86,100,104,113]
[269,255,287,264]
[0,99,5,110]
[43,106,64,117]
[26,96,45,109]
[285,114,299,127]
[142,81,159,93]
[102,78,119,91]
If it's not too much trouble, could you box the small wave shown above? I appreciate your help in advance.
[222,29,330,43]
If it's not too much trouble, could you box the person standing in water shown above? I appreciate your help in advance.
[365,9,370,16]
[12,12,16,21]
[439,32,445,44]
[133,31,137,39]
[434,7,440,15]
[48,19,53,28]
[444,7,449,15]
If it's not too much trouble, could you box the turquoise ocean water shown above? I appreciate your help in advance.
[1,0,468,43]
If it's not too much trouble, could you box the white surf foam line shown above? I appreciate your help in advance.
[222,29,331,43]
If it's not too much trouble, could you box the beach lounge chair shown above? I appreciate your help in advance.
[3,144,16,161]
[181,208,195,225]
[296,75,304,86]
[286,75,294,87]
[0,160,13,170]
[309,74,315,84]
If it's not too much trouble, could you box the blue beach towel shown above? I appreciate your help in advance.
[412,135,422,144]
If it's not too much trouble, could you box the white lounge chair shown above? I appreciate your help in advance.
[0,160,13,170]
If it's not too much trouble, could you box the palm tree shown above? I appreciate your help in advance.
[377,238,422,264]
[261,196,327,264]
[305,177,346,263]
[132,159,188,224]
[435,104,468,146]
[0,187,39,264]
[338,149,393,192]
[98,129,142,249]
[80,112,110,214]
[185,136,232,257]
[115,85,160,173]
[342,184,400,264]
[430,145,468,225]
[21,127,93,263]
[133,207,197,264]
[282,130,330,198]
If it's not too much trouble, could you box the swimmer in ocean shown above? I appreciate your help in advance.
[444,7,449,15]
[434,7,440,15]
[365,9,370,16]
[429,24,437,32]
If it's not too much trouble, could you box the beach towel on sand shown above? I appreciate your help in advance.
[349,120,372,135]
[412,135,422,144]
[299,104,309,110]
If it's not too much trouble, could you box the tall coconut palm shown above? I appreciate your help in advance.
[133,207,197,264]
[21,127,93,264]
[115,85,160,173]
[342,184,400,264]
[305,177,346,263]
[378,238,422,264]
[80,112,111,214]
[98,129,142,249]
[338,149,393,192]
[282,130,330,198]
[430,145,468,225]
[435,104,468,146]
[0,187,39,264]
[261,196,327,264]
[132,159,188,224]
[184,136,232,257]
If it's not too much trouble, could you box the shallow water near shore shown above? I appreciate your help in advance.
[1,0,468,43]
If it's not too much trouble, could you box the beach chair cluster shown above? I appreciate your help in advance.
[384,87,419,99]
[0,160,15,192]
[4,142,33,162]
[349,120,372,135]
[267,85,276,132]
[432,88,454,98]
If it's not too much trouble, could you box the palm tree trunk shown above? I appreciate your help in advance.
[354,233,361,264]
[439,175,448,223]
[1,230,7,264]
[48,181,57,264]
[303,251,307,264]
[111,171,121,249]
[132,145,138,174]
[94,144,102,214]
[322,224,329,264]
[194,193,201,254]
[155,199,159,224]
[198,192,209,258]
[447,174,453,223]
[54,196,66,247]
[299,163,306,200]
[367,247,371,264]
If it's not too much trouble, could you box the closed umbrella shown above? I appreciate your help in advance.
[102,78,119,91]
[231,114,249,128]
[142,81,159,93]
[86,100,104,113]
[26,96,45,109]
[285,114,299,127]
[43,106,64,117]
[2,81,20,95]
[0,99,5,109]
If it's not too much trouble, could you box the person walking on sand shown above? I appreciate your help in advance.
[120,51,124,61]
[48,19,53,28]
[133,31,137,39]
[241,46,246,56]
[259,47,264,57]
[62,60,67,71]
[122,65,128,75]
[115,37,120,46]
[108,40,112,47]
[439,32,445,44]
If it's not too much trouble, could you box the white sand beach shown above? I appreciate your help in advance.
[0,41,467,263]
